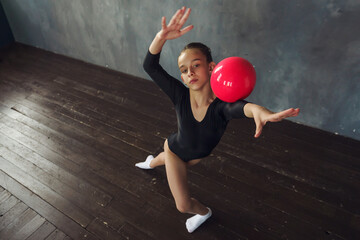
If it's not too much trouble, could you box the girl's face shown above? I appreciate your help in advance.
[178,49,215,91]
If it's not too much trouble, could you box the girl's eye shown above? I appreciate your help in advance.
[182,69,187,73]
[194,64,200,68]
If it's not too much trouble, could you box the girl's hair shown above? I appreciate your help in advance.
[180,42,213,63]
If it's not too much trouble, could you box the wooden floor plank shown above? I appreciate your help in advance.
[190,163,356,239]
[216,139,360,206]
[2,71,175,137]
[0,208,38,239]
[0,170,99,240]
[87,217,128,240]
[8,213,46,240]
[0,132,112,209]
[0,195,19,217]
[26,221,57,240]
[45,229,67,240]
[0,138,108,223]
[0,98,180,234]
[118,222,157,240]
[24,79,174,143]
[0,189,11,204]
[188,169,326,239]
[0,201,28,232]
[0,111,83,174]
[0,109,113,207]
[0,98,170,206]
[0,155,93,228]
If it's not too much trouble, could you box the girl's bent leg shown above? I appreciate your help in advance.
[164,140,207,215]
[163,140,211,232]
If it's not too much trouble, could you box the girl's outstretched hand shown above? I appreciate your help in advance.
[157,7,194,40]
[253,107,300,138]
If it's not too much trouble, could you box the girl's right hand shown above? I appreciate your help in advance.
[157,7,194,40]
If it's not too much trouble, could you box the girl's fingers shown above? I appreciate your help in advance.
[174,7,187,26]
[179,24,194,36]
[178,8,191,28]
[282,108,299,118]
[254,117,263,138]
[255,126,263,138]
[288,111,299,117]
[169,7,190,30]
[161,16,167,30]
[158,7,192,40]
[168,8,184,27]
[268,108,299,122]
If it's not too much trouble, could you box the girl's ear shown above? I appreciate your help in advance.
[209,62,216,73]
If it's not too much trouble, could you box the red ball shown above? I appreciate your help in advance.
[211,57,256,102]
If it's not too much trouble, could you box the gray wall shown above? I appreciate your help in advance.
[2,0,360,141]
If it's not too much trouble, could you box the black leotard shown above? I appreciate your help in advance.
[143,50,248,162]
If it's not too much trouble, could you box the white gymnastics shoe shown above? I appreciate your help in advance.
[186,208,212,233]
[135,155,154,169]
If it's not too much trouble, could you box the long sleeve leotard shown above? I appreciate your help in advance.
[143,50,248,162]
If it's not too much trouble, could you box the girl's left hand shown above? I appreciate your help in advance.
[253,107,300,138]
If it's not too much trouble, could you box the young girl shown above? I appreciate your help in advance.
[136,7,300,233]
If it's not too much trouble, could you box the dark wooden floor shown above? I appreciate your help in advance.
[0,43,359,240]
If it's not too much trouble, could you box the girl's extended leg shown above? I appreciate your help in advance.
[163,140,211,232]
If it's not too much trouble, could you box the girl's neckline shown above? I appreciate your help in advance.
[188,91,218,123]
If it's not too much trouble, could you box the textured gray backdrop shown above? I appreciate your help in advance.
[1,0,359,141]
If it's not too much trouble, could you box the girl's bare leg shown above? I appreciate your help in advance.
[164,145,207,214]
[136,139,211,232]
[163,140,211,232]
